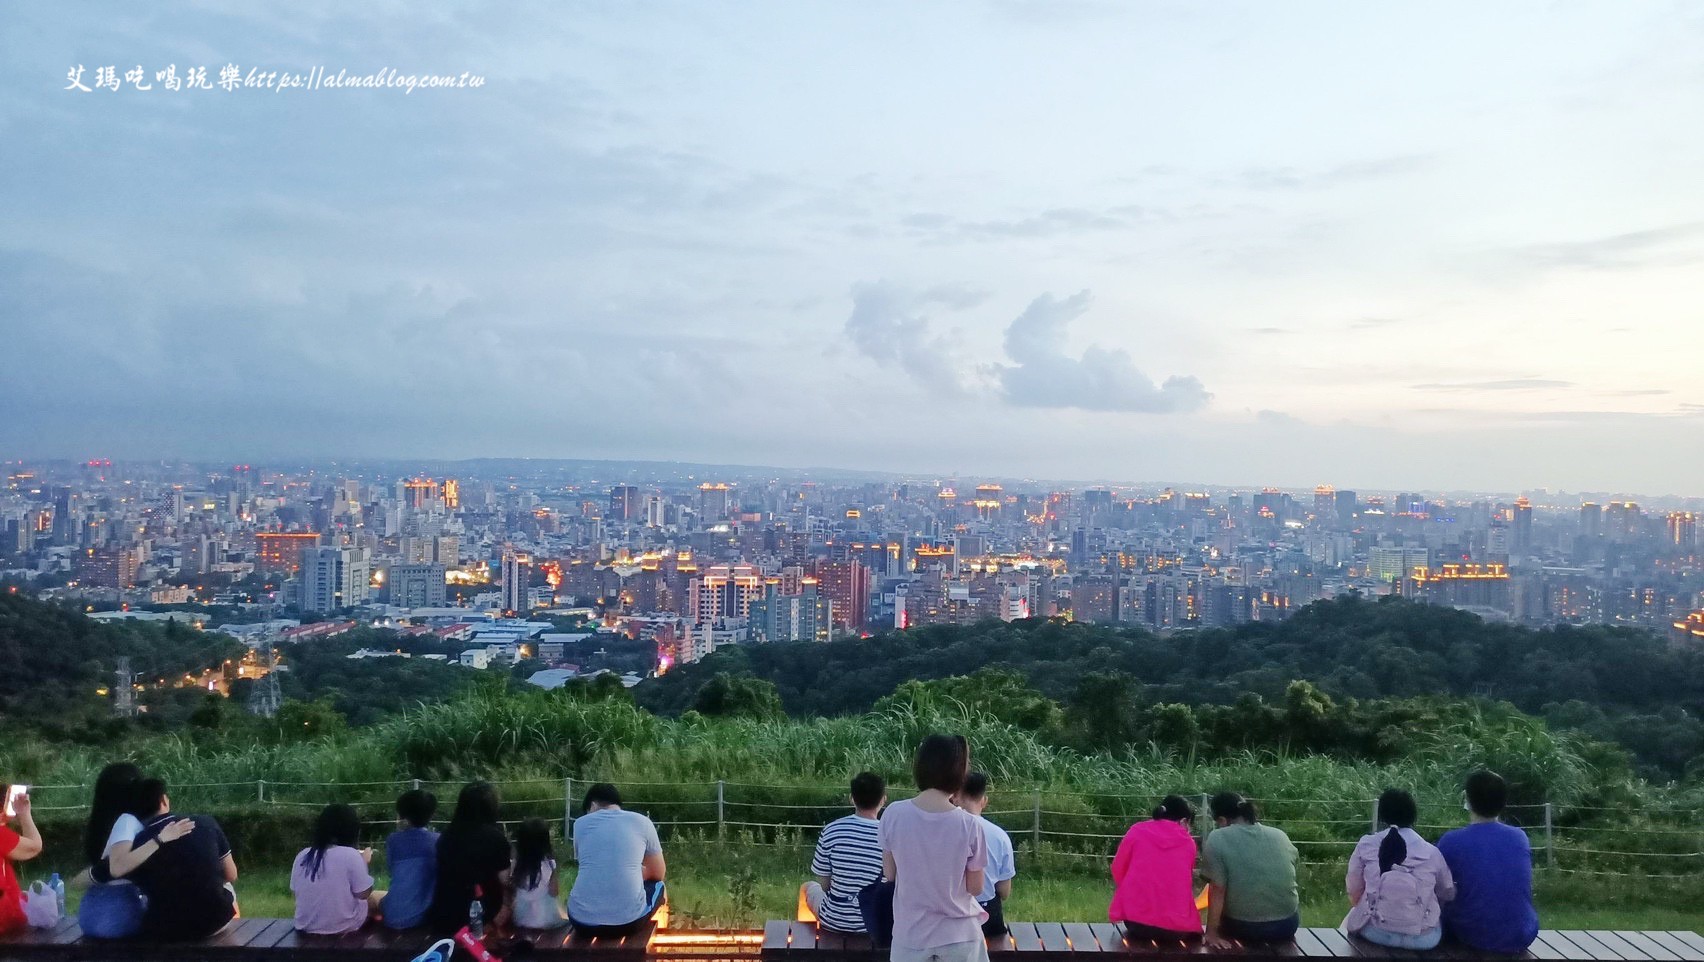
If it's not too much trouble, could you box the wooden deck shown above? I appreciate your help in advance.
[758,922,1704,962]
[1,919,1698,962]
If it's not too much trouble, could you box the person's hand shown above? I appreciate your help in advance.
[360,847,374,864]
[10,793,28,818]
[1204,930,1238,951]
[159,818,197,843]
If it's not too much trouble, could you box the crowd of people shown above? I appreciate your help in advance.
[0,745,1541,958]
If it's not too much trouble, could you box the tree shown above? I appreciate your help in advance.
[691,673,784,720]
[872,668,1062,731]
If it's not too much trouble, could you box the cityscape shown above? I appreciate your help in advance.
[4,458,1701,694]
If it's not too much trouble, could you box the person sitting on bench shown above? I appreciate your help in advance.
[1345,789,1455,950]
[0,784,44,937]
[567,783,666,936]
[380,789,438,930]
[1202,793,1298,948]
[1109,795,1202,941]
[1438,771,1539,955]
[803,772,886,934]
[428,782,512,935]
[292,803,385,935]
[126,778,239,941]
[957,772,1014,939]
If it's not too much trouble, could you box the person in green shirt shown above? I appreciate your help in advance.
[1202,793,1299,948]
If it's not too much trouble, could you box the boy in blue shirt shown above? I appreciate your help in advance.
[1437,771,1539,954]
[380,789,439,929]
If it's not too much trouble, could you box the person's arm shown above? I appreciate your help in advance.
[549,866,560,899]
[352,848,375,900]
[642,819,666,882]
[7,795,42,861]
[222,853,239,883]
[1346,843,1366,906]
[883,849,897,883]
[1204,883,1231,949]
[1110,830,1133,883]
[963,818,987,898]
[995,879,1012,901]
[111,818,196,877]
[1434,854,1456,903]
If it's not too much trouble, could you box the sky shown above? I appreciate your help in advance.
[2,1,1703,494]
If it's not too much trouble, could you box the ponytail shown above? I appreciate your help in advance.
[1377,825,1407,874]
[1152,795,1195,823]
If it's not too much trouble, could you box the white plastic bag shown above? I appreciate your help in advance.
[23,881,61,929]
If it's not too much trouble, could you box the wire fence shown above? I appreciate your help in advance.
[19,778,1704,879]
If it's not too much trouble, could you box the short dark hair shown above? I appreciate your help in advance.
[850,772,885,810]
[583,782,622,810]
[1209,792,1258,823]
[1464,770,1507,818]
[130,778,169,818]
[961,771,990,802]
[912,734,969,794]
[396,789,437,828]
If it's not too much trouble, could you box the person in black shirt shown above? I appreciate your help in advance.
[428,782,512,935]
[126,779,239,940]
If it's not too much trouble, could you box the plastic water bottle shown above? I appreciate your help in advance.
[48,874,65,917]
[468,897,484,939]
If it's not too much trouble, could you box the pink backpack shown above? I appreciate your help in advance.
[1366,864,1430,935]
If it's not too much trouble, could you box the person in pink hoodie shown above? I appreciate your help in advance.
[1109,796,1203,941]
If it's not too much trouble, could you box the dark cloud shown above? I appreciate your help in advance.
[1412,378,1573,392]
[995,291,1211,413]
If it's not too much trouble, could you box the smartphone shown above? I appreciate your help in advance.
[2,784,25,818]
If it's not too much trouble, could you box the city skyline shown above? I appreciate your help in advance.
[4,2,1704,490]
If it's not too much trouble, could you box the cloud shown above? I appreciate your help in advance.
[1247,327,1290,335]
[1233,155,1433,191]
[1412,378,1574,392]
[842,282,981,395]
[901,205,1155,243]
[994,291,1211,413]
[1349,317,1401,330]
[1501,223,1704,273]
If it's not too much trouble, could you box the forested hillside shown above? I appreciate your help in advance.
[637,596,1704,778]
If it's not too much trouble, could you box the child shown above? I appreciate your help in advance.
[511,818,568,930]
[292,804,384,935]
[381,789,439,930]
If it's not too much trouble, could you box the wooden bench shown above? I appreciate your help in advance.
[0,918,767,961]
[759,923,1704,962]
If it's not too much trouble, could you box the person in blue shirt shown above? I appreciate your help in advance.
[1436,771,1539,955]
[380,789,439,929]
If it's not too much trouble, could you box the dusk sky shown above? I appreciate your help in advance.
[3,2,1702,494]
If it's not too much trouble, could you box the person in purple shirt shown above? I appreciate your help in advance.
[1436,771,1539,955]
[879,734,989,962]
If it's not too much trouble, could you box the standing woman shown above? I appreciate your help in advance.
[1202,793,1299,947]
[1108,795,1203,940]
[428,782,513,935]
[78,763,193,939]
[1345,790,1455,950]
[879,734,989,962]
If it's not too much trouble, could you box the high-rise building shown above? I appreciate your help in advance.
[1512,497,1533,556]
[299,545,371,613]
[748,580,834,643]
[81,545,139,589]
[256,531,320,573]
[1335,490,1358,525]
[390,563,448,608]
[608,486,641,522]
[699,483,731,523]
[815,559,872,633]
[644,495,667,528]
[1369,544,1431,582]
[1669,512,1698,554]
[1580,502,1603,540]
[501,549,531,613]
[689,565,765,624]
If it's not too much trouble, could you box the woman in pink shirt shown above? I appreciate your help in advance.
[1109,795,1202,941]
[879,734,989,962]
[1345,789,1455,950]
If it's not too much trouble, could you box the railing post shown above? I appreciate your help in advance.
[564,777,574,842]
[257,780,266,804]
[1031,791,1042,853]
[716,780,726,840]
[1543,802,1554,869]
[1198,793,1211,838]
[412,778,422,791]
[1372,799,1381,834]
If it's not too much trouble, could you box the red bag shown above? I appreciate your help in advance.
[454,925,501,962]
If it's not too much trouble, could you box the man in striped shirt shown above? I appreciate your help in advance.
[804,772,887,934]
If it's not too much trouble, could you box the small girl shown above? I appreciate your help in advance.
[511,818,568,930]
[292,804,384,935]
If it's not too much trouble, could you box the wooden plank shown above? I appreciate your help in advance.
[1311,927,1374,958]
[764,920,794,951]
[1293,929,1337,958]
[1011,922,1045,952]
[1539,933,1600,960]
[1524,932,1570,961]
[1036,922,1073,953]
[988,926,1019,954]
[1646,934,1704,962]
[1090,923,1128,952]
[1560,931,1630,961]
[1608,933,1681,962]
[385,929,435,958]
[1064,922,1107,952]
[247,918,298,950]
[1577,931,1648,961]
[1666,935,1704,961]
[815,929,848,951]
[790,921,820,951]
[204,916,270,949]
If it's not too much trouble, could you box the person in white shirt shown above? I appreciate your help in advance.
[957,772,1015,938]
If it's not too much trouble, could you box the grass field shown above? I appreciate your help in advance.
[42,840,1704,932]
